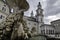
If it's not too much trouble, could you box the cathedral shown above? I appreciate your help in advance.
[23,2,44,34]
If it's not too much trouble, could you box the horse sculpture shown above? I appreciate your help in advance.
[0,0,31,40]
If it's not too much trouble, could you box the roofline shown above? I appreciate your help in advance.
[40,24,55,28]
[23,16,38,22]
[51,19,60,23]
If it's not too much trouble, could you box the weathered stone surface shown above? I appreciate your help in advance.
[0,0,32,40]
[0,13,31,40]
[6,0,29,11]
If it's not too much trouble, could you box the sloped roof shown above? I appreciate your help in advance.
[24,16,38,22]
[51,19,60,23]
[40,24,55,28]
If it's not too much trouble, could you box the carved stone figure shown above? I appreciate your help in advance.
[0,0,32,40]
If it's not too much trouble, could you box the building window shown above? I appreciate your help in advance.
[43,30,45,34]
[46,30,49,34]
[56,24,58,26]
[52,30,54,34]
[50,30,52,34]
[41,18,43,22]
[49,30,54,34]
[49,30,50,34]
[41,30,45,34]
[31,27,36,33]
[58,35,59,37]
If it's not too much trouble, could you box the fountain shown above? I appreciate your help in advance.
[0,0,32,40]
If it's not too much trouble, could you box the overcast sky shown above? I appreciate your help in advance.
[24,0,60,24]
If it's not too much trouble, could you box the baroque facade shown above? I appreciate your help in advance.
[51,19,60,38]
[51,19,60,33]
[0,0,60,40]
[23,2,44,34]
[40,24,55,37]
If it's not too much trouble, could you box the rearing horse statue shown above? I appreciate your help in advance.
[0,0,31,40]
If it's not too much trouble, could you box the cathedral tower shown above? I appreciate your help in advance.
[31,11,34,18]
[36,2,44,34]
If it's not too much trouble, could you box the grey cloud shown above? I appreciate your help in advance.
[45,0,60,17]
[25,0,60,24]
[45,8,60,16]
[25,0,41,16]
[47,0,57,6]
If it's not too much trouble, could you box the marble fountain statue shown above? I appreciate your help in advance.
[0,0,32,40]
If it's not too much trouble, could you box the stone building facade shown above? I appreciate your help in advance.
[40,24,55,37]
[51,19,60,33]
[23,2,44,34]
[51,19,60,38]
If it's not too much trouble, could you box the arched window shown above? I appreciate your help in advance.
[41,30,45,34]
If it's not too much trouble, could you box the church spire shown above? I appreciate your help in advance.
[37,2,41,9]
[31,11,34,18]
[36,2,43,15]
[35,2,44,23]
